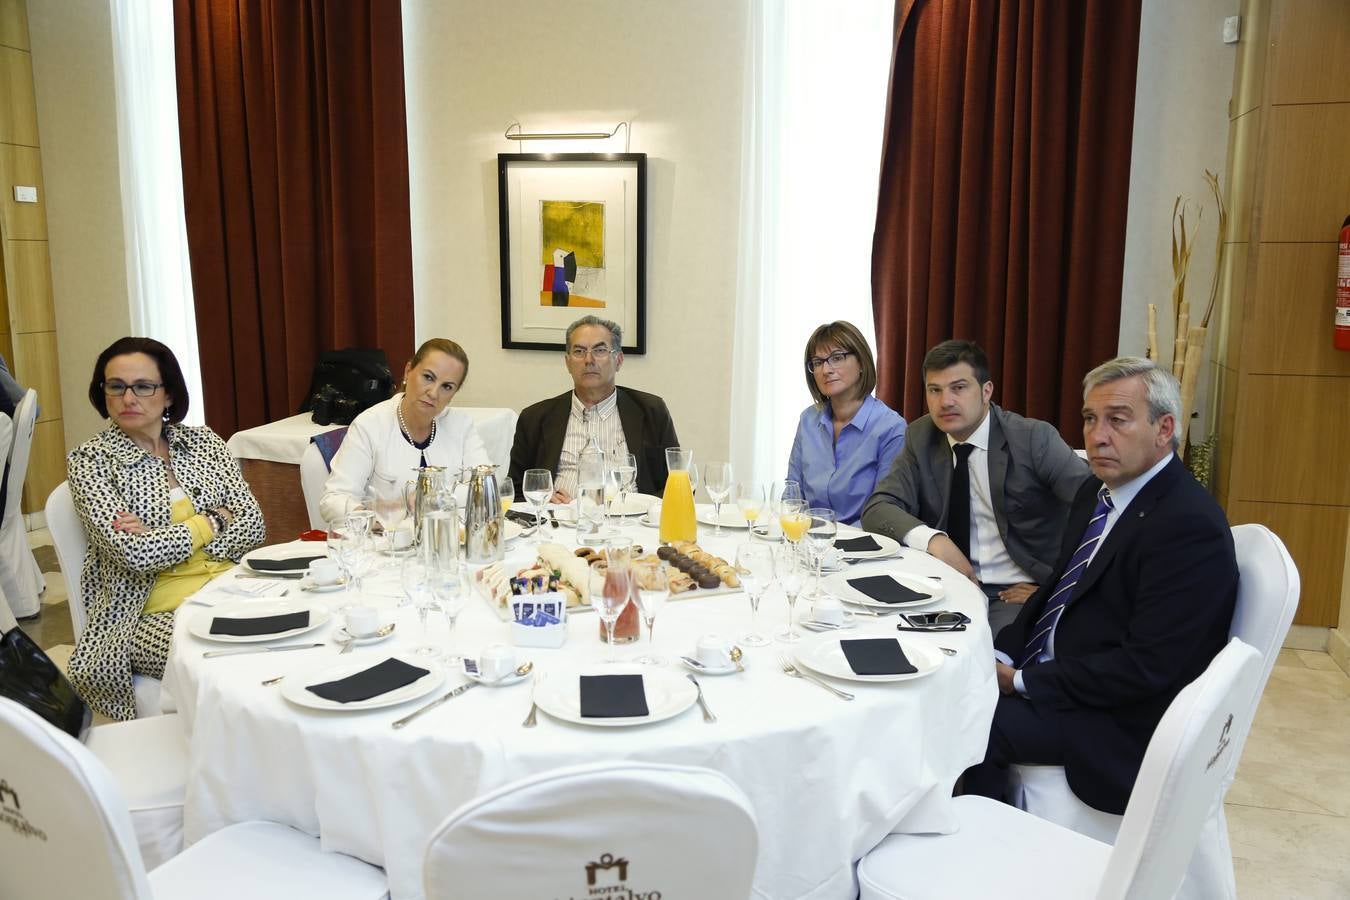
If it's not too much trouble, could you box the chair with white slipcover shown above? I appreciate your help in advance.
[857,638,1261,900]
[423,761,759,900]
[0,393,43,618]
[1006,523,1299,897]
[46,481,163,717]
[300,440,331,530]
[0,696,389,900]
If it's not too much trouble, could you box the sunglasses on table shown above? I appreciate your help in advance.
[895,611,971,632]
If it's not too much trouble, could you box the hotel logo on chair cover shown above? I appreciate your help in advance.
[559,851,663,899]
[0,779,46,841]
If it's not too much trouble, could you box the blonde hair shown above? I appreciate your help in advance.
[410,338,469,385]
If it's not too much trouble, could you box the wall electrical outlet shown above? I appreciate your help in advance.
[1223,16,1241,44]
[13,185,37,203]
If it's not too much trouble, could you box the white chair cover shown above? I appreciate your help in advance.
[83,714,189,870]
[423,761,758,900]
[300,441,330,530]
[0,390,43,617]
[0,697,388,900]
[45,481,164,717]
[857,639,1262,900]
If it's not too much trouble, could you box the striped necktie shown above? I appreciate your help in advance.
[1016,486,1114,669]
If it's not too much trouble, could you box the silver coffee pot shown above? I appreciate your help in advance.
[462,464,504,563]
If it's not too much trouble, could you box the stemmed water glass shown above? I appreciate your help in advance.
[589,566,632,664]
[735,543,774,647]
[631,560,669,665]
[402,556,439,657]
[703,462,733,536]
[365,485,411,560]
[774,542,806,643]
[430,562,467,667]
[805,508,838,599]
[735,483,765,536]
[610,451,637,512]
[523,468,553,542]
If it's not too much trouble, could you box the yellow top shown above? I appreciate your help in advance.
[142,493,234,615]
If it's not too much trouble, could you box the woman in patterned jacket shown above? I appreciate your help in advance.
[67,338,265,720]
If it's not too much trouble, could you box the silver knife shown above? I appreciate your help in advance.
[202,642,325,658]
[235,570,306,580]
[391,681,480,729]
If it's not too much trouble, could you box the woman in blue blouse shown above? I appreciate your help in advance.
[787,321,906,525]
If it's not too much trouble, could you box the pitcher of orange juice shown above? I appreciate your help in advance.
[659,447,697,543]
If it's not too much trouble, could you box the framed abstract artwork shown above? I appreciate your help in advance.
[497,153,647,353]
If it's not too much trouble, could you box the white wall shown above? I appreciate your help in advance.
[28,0,132,451]
[1120,0,1239,439]
[402,0,748,465]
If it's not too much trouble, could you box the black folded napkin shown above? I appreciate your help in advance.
[579,674,649,718]
[210,610,310,636]
[846,575,932,605]
[841,638,918,676]
[306,658,430,703]
[835,535,883,553]
[246,555,324,572]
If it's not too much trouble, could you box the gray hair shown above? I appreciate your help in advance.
[1082,357,1182,451]
[564,315,622,350]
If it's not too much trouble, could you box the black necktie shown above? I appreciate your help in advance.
[948,443,975,560]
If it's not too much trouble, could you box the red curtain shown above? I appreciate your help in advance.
[174,0,415,437]
[872,0,1142,441]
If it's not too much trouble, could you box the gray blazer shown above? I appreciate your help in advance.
[860,404,1089,585]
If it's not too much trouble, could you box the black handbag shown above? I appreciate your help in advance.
[299,348,394,426]
[0,625,90,737]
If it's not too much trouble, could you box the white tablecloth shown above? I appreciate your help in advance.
[163,517,997,900]
[225,408,520,473]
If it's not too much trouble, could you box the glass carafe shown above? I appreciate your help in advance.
[659,447,697,544]
[600,537,640,644]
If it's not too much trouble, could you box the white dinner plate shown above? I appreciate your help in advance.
[823,570,944,610]
[240,541,328,575]
[280,654,445,712]
[695,505,752,529]
[534,665,698,727]
[794,632,945,683]
[188,599,330,644]
[552,494,659,523]
[832,531,902,561]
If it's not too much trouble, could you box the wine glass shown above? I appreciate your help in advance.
[735,543,774,647]
[402,556,438,657]
[430,562,467,667]
[769,480,802,541]
[590,566,631,663]
[702,461,733,537]
[365,485,410,560]
[735,483,765,536]
[610,451,638,512]
[523,468,553,543]
[778,499,809,549]
[326,526,360,611]
[631,560,669,665]
[775,542,806,643]
[805,508,838,599]
[499,475,514,517]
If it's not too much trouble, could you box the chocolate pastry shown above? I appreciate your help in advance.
[696,572,722,589]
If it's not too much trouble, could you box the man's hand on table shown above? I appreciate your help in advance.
[996,661,1019,696]
[551,490,572,504]
[997,583,1038,604]
[926,533,977,582]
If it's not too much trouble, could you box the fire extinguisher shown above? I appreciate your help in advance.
[1337,214,1350,351]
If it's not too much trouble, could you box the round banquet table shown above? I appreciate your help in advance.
[162,510,998,900]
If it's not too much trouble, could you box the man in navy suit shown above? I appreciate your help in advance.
[963,357,1237,814]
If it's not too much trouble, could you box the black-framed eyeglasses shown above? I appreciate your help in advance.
[568,345,613,360]
[896,611,971,632]
[806,350,854,373]
[103,380,165,398]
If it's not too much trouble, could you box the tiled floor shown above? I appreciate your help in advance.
[15,527,1350,896]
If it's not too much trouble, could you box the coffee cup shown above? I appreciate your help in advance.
[388,523,413,550]
[480,643,516,681]
[308,557,341,586]
[696,633,732,668]
[345,605,379,638]
[813,595,845,626]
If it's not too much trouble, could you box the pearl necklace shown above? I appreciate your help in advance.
[396,397,436,449]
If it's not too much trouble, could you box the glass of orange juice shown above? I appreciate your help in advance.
[736,483,765,536]
[499,476,514,516]
[779,499,809,544]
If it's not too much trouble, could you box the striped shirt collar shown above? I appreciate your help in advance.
[570,388,620,423]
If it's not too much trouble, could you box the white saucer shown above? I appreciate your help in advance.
[680,655,738,676]
[335,625,395,646]
[462,666,531,686]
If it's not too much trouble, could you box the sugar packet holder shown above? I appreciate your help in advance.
[510,592,567,648]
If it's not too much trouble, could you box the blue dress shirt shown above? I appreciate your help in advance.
[787,394,907,525]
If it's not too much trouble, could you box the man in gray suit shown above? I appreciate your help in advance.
[861,340,1089,634]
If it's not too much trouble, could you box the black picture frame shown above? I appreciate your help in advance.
[497,153,647,354]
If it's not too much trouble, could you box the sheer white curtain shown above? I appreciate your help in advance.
[731,0,895,488]
[110,0,204,425]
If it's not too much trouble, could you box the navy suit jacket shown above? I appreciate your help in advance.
[994,454,1237,813]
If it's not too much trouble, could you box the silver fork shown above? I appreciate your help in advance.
[778,655,854,700]
[686,674,717,723]
[521,675,540,727]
